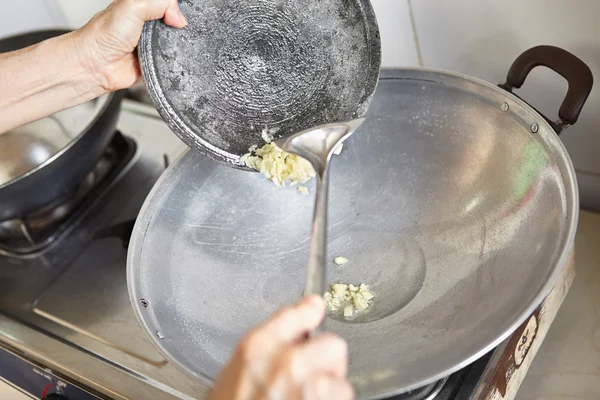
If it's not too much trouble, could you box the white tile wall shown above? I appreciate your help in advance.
[370,0,419,67]
[56,0,112,28]
[0,0,66,38]
[410,0,600,208]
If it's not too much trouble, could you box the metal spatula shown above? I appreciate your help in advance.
[275,119,365,330]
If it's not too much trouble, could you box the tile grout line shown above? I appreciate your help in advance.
[407,0,424,67]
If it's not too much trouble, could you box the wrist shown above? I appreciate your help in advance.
[0,30,109,133]
[60,29,111,95]
[31,32,108,102]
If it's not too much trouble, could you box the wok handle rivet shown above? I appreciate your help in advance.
[530,123,539,133]
[140,299,149,307]
[156,331,165,339]
[501,102,509,111]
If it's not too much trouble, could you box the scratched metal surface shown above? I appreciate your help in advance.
[139,0,381,167]
[128,69,577,399]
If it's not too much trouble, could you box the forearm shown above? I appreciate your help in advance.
[0,31,107,134]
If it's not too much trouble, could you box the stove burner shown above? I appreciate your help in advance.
[0,132,136,256]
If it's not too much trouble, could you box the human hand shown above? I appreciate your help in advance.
[209,295,354,400]
[74,0,188,92]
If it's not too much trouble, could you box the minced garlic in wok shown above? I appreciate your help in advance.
[324,283,374,319]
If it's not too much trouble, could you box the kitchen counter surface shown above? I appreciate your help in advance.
[517,209,600,399]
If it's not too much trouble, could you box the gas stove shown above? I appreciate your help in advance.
[0,99,576,400]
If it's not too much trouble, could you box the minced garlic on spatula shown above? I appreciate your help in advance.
[241,129,345,192]
[241,143,315,188]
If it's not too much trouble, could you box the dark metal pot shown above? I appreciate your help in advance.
[0,30,123,221]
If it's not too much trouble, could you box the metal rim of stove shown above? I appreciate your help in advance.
[423,378,448,400]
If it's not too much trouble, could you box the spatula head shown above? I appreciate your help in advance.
[274,119,365,174]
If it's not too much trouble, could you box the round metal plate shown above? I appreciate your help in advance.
[128,69,577,399]
[139,0,381,167]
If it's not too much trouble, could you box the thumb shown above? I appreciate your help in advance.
[163,0,188,28]
[121,0,188,28]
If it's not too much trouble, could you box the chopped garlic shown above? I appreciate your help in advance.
[243,130,343,189]
[331,283,347,295]
[333,143,344,155]
[353,295,370,311]
[297,186,309,195]
[343,305,354,318]
[261,129,273,143]
[333,256,348,266]
[324,282,374,319]
[260,127,280,144]
[241,143,315,187]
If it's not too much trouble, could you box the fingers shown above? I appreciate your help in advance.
[263,295,325,344]
[309,376,354,400]
[121,0,187,27]
[275,333,348,382]
[163,0,188,28]
[258,295,325,346]
[213,297,350,400]
[264,335,350,399]
[239,295,325,360]
[296,333,349,379]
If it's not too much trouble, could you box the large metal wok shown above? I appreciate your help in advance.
[128,46,592,398]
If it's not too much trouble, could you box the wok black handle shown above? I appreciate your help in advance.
[499,45,593,134]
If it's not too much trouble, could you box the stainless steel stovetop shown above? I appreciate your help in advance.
[0,99,575,400]
[0,100,209,399]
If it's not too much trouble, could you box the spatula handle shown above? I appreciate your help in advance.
[304,170,330,333]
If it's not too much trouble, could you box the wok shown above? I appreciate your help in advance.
[128,46,592,398]
[0,30,122,222]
